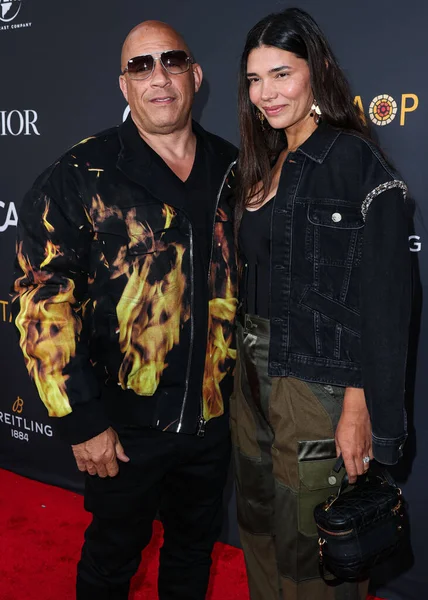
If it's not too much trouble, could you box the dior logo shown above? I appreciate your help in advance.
[0,110,40,136]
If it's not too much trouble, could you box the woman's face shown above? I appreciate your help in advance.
[246,45,313,131]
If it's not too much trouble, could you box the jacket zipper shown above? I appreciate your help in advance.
[177,221,195,433]
[198,159,237,437]
[197,415,206,437]
[207,160,237,281]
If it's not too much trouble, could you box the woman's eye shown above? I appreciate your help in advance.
[276,72,289,78]
[247,78,259,84]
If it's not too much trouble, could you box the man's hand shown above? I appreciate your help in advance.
[335,388,373,484]
[71,427,130,478]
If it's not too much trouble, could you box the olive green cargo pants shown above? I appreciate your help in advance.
[230,315,368,600]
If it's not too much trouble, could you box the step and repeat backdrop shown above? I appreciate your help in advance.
[0,0,426,597]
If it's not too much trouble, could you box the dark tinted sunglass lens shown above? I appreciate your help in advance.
[128,55,154,78]
[161,51,189,74]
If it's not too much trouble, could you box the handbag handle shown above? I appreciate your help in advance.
[332,454,398,499]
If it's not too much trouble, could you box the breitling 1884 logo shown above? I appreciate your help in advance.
[0,396,53,442]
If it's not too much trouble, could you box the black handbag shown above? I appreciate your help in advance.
[313,456,407,582]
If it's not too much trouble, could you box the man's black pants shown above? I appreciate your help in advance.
[76,418,231,600]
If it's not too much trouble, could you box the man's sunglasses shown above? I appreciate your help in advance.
[122,50,194,81]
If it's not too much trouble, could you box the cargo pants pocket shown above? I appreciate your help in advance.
[297,440,344,537]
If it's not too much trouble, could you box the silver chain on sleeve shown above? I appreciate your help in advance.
[361,180,408,222]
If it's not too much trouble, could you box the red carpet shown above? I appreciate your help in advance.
[0,469,384,599]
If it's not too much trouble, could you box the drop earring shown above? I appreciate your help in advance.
[310,100,322,124]
[257,110,265,129]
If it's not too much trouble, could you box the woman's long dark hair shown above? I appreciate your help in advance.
[236,7,370,226]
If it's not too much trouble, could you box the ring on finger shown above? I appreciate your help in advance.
[362,456,370,465]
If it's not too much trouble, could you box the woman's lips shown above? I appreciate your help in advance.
[263,105,286,116]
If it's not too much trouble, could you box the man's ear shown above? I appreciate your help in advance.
[119,75,129,102]
[192,63,203,94]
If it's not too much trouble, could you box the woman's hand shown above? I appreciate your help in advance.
[335,387,373,483]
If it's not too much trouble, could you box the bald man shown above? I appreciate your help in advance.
[13,21,238,599]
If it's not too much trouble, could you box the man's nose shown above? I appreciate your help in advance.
[150,59,171,86]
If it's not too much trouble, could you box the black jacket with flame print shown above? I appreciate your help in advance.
[13,117,238,444]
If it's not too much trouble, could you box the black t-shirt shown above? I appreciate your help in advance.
[148,131,213,273]
[239,198,274,319]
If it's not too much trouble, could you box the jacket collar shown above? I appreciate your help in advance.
[118,113,157,172]
[295,122,341,164]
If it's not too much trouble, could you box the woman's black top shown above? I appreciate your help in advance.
[239,198,274,319]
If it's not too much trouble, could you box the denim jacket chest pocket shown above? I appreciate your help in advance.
[305,201,365,267]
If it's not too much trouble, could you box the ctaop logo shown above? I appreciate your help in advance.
[369,95,397,127]
[354,94,419,127]
[0,0,22,22]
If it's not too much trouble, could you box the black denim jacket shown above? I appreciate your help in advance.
[242,123,411,465]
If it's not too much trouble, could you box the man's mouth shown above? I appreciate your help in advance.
[150,97,176,104]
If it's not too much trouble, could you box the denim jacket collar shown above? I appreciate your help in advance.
[296,122,341,164]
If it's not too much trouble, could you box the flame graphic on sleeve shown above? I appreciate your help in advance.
[14,240,81,418]
[42,198,54,233]
[202,209,238,420]
[40,240,64,269]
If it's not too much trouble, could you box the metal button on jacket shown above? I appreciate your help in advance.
[331,212,342,223]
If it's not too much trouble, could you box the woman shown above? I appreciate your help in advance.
[230,8,411,600]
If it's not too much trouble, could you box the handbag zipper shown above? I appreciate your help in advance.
[317,524,354,536]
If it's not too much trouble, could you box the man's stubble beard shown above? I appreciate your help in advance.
[139,107,193,136]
